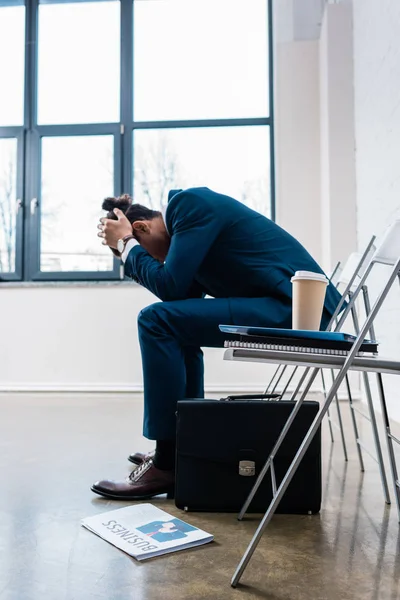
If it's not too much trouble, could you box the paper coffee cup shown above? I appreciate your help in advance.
[291,270,329,330]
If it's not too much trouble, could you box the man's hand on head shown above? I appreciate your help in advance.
[97,208,133,249]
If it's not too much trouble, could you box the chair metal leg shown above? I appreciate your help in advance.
[362,371,391,504]
[376,373,400,520]
[270,364,287,394]
[238,366,317,520]
[345,373,365,472]
[241,365,343,520]
[275,364,338,446]
[330,369,348,461]
[351,296,391,504]
[232,366,340,587]
[321,370,335,443]
[334,301,363,469]
[264,364,282,395]
[280,365,299,398]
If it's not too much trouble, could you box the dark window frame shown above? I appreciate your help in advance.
[0,0,275,282]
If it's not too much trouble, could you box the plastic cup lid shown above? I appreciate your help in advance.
[291,270,328,284]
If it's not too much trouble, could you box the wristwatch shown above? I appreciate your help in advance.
[117,234,135,255]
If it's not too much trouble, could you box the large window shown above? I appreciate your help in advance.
[133,127,270,215]
[0,0,274,281]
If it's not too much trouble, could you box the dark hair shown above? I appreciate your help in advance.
[102,194,161,224]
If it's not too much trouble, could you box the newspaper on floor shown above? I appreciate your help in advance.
[81,503,213,561]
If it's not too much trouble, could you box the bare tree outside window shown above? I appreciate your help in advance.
[133,128,270,217]
[40,135,114,272]
[134,134,183,210]
[240,177,270,216]
[0,142,17,273]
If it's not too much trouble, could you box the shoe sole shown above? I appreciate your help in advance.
[90,485,175,501]
[128,455,155,465]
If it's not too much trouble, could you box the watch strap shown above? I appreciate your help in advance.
[122,234,135,244]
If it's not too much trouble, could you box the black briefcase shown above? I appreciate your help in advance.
[175,396,321,514]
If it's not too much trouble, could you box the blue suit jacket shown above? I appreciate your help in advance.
[124,187,342,327]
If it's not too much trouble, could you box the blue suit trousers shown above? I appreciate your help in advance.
[138,295,316,440]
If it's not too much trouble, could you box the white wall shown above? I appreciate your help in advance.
[275,40,322,263]
[0,284,279,392]
[274,3,358,274]
[319,2,357,273]
[352,0,400,422]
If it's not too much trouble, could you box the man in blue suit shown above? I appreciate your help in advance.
[92,187,341,500]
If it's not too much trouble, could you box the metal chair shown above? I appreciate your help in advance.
[224,220,400,587]
[333,250,390,505]
[264,261,342,398]
[264,262,346,455]
[265,239,377,465]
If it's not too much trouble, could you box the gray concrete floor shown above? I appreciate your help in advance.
[1,393,400,600]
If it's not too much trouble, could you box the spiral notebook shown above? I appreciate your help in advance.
[219,325,378,356]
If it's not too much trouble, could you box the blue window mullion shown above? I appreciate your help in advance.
[121,0,133,196]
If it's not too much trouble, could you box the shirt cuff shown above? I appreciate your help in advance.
[121,238,139,263]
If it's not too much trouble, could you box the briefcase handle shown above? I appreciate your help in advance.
[220,393,281,401]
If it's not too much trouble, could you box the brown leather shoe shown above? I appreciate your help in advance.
[91,459,175,500]
[128,449,155,465]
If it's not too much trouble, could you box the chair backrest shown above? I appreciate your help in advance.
[372,220,400,266]
[307,252,400,449]
[327,236,376,329]
[336,222,400,332]
[330,261,342,287]
[338,247,376,291]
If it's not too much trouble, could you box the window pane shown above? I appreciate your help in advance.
[133,126,270,216]
[134,0,269,121]
[40,136,114,272]
[38,1,120,125]
[0,5,25,126]
[0,138,18,273]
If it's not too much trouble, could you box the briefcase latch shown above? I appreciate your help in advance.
[239,460,255,476]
